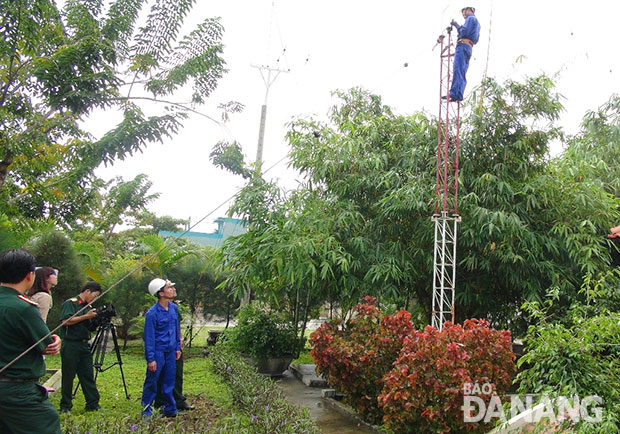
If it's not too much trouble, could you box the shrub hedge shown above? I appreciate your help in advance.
[210,345,320,433]
[311,297,516,433]
[310,296,413,423]
[379,319,515,433]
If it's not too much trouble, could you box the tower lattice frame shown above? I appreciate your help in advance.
[431,26,462,330]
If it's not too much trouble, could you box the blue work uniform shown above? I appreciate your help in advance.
[449,13,481,101]
[140,301,180,417]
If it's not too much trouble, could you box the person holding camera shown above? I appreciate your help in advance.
[0,249,62,434]
[59,281,102,414]
[140,278,181,418]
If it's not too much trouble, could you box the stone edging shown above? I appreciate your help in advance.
[43,369,62,394]
[321,392,383,434]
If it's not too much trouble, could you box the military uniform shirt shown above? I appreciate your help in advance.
[60,296,92,340]
[0,286,53,379]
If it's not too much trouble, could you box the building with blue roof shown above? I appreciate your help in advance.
[159,217,246,248]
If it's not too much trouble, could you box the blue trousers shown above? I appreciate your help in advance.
[450,43,472,101]
[140,350,177,416]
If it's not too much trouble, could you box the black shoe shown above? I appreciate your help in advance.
[163,413,177,418]
[86,405,101,412]
[178,405,195,411]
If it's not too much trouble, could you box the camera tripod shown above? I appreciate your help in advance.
[72,321,130,399]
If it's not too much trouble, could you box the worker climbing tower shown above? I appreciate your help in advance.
[431,26,462,330]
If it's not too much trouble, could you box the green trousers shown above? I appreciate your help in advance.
[0,382,61,434]
[60,340,100,411]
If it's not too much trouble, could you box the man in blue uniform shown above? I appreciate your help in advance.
[154,294,195,411]
[449,6,481,101]
[140,278,181,418]
[0,249,62,434]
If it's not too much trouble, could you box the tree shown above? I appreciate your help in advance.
[167,247,216,347]
[0,0,226,227]
[134,213,188,234]
[103,256,151,348]
[26,230,87,327]
[456,76,618,329]
[203,263,239,330]
[223,88,437,323]
[221,79,620,334]
[85,174,160,242]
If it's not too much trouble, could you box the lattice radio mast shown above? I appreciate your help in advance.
[431,26,462,330]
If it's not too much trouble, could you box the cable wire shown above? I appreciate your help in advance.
[0,152,291,376]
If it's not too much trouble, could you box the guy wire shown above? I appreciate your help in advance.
[0,153,291,375]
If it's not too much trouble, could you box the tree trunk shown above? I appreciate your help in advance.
[0,150,13,192]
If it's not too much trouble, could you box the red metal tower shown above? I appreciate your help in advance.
[431,26,462,330]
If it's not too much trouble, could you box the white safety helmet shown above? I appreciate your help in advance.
[148,278,174,297]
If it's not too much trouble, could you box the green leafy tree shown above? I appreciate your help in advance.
[210,141,253,179]
[0,0,226,227]
[103,257,151,348]
[457,77,619,328]
[26,230,87,327]
[167,247,216,346]
[517,270,620,433]
[223,88,436,323]
[567,94,620,198]
[0,214,21,252]
[137,233,195,277]
[221,79,620,334]
[203,265,239,330]
[134,213,189,234]
[86,174,160,242]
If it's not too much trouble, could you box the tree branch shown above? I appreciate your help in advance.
[109,96,224,128]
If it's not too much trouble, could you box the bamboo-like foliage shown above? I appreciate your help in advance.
[220,81,620,333]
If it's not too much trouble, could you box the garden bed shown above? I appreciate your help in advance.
[41,346,259,432]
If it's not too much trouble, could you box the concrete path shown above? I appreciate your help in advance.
[276,370,377,434]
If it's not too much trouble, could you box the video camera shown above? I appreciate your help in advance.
[89,303,117,330]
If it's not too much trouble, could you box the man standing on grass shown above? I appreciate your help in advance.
[59,281,102,414]
[0,249,62,434]
[140,278,181,418]
[155,295,195,412]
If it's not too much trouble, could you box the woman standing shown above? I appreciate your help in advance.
[27,267,58,323]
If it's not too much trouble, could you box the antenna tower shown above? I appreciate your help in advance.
[431,26,462,330]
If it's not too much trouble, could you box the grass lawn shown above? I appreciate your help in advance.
[44,345,241,433]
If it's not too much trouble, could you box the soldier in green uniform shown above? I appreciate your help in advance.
[0,248,62,434]
[59,282,102,414]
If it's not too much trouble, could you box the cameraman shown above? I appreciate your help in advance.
[59,281,102,414]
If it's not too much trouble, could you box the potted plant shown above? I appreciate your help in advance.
[222,303,304,376]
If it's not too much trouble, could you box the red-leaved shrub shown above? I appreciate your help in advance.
[378,319,516,433]
[310,296,413,423]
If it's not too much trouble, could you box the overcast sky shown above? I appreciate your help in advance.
[95,0,620,232]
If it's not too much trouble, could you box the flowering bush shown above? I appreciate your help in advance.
[378,319,516,433]
[310,296,413,423]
